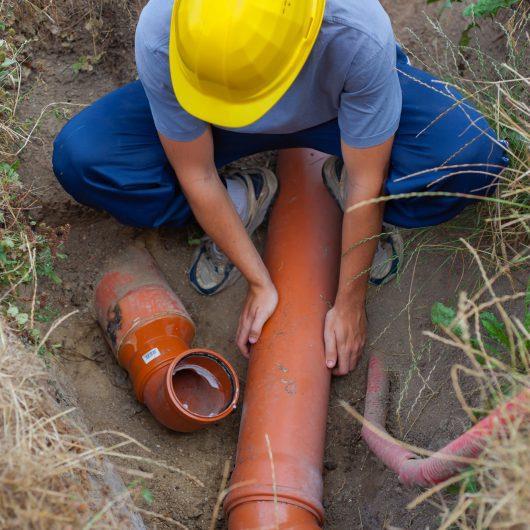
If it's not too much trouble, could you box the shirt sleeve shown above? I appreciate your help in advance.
[135,25,207,142]
[338,36,402,148]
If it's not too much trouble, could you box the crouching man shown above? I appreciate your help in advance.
[52,0,508,375]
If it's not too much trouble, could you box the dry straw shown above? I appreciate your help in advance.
[0,322,133,529]
[0,319,206,529]
[410,8,530,525]
[344,4,529,526]
[420,246,530,529]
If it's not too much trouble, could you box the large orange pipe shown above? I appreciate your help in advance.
[225,150,342,529]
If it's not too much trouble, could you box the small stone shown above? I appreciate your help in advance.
[324,460,337,471]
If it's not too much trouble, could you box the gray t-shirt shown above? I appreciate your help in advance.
[135,0,402,148]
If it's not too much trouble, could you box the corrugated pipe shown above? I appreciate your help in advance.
[224,149,342,529]
[361,354,530,487]
[95,245,239,432]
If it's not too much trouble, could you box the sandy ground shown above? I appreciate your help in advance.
[17,1,517,528]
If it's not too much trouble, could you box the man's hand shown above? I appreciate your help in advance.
[236,279,278,357]
[324,300,367,376]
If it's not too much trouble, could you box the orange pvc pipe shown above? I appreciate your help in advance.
[225,149,342,529]
[95,246,239,432]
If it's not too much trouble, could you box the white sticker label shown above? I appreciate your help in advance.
[142,348,161,365]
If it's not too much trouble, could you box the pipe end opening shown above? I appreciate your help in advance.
[170,351,238,419]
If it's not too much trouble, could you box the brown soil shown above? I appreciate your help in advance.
[17,2,516,528]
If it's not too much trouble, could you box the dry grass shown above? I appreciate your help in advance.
[2,0,528,528]
[1,1,72,347]
[403,6,530,525]
[0,3,179,528]
[0,316,205,529]
[0,321,136,529]
[415,246,530,529]
[403,4,529,269]
[344,4,530,527]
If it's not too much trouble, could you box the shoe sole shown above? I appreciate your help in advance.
[244,167,279,235]
[322,159,405,286]
[369,230,404,286]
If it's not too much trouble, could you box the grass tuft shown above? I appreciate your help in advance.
[420,246,530,528]
[405,2,529,270]
[403,4,529,526]
[0,323,132,529]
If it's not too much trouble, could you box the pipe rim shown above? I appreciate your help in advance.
[165,348,240,424]
[225,493,324,526]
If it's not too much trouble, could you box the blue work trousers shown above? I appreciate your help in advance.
[53,49,508,229]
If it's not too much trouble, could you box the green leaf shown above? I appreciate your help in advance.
[7,304,19,317]
[0,161,20,181]
[1,237,15,249]
[446,468,476,494]
[463,0,520,18]
[141,488,154,505]
[16,312,29,326]
[480,311,509,347]
[431,302,462,336]
[459,22,477,47]
[49,271,62,285]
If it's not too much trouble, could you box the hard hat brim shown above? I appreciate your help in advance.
[168,0,326,129]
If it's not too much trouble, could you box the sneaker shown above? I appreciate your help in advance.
[369,225,404,286]
[322,156,404,286]
[188,167,278,296]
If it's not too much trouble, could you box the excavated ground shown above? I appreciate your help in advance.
[18,2,516,528]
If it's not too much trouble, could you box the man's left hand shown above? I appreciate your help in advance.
[324,300,367,376]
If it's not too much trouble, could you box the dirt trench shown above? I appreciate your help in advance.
[18,1,513,528]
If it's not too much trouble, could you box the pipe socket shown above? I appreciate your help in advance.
[95,245,239,432]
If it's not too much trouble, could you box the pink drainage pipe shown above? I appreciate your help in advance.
[361,354,530,487]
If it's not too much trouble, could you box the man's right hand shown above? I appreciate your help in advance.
[236,278,278,357]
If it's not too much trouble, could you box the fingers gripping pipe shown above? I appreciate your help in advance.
[362,354,530,487]
[95,246,239,432]
[224,149,342,529]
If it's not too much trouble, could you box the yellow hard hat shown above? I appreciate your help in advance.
[169,0,326,128]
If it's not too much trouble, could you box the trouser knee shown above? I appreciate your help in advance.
[52,120,94,202]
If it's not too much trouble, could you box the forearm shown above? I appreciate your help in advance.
[185,173,270,286]
[159,130,271,288]
[336,137,393,308]
[336,200,383,306]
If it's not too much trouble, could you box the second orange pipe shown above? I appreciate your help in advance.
[225,149,342,529]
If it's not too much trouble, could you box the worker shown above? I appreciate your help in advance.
[52,0,508,376]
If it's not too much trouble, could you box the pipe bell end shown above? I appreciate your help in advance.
[143,349,239,432]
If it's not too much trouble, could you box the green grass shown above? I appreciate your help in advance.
[0,7,67,351]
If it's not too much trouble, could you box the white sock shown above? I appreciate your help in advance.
[226,177,249,222]
[211,178,249,260]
